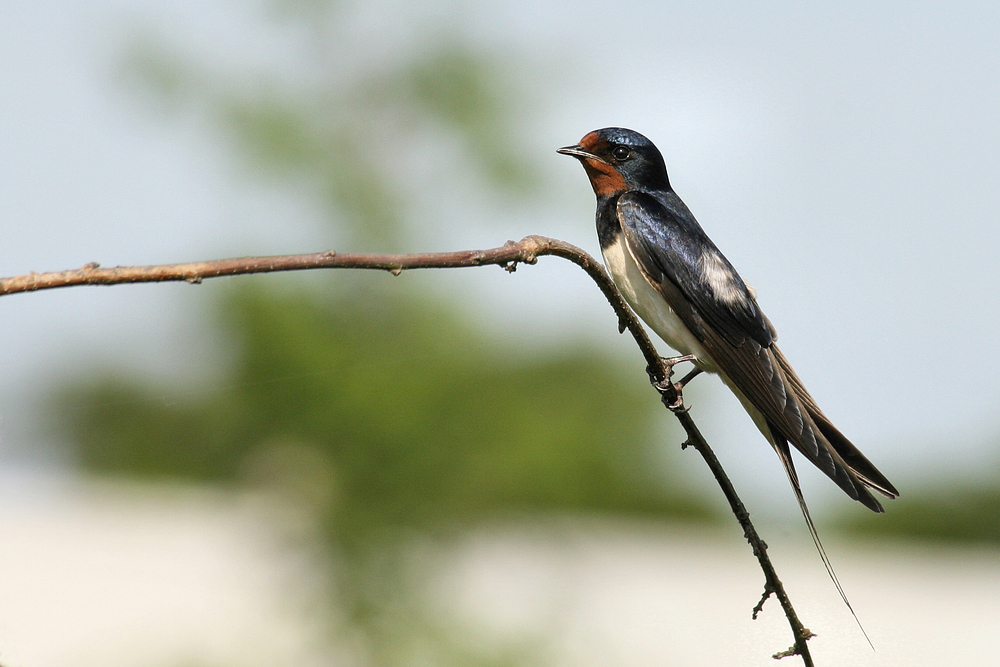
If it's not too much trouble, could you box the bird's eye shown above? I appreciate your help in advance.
[611,146,631,161]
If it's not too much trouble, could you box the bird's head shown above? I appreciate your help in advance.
[557,127,670,197]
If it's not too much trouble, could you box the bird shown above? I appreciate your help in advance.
[557,128,898,574]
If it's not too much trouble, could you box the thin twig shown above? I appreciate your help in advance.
[670,407,816,665]
[0,235,815,664]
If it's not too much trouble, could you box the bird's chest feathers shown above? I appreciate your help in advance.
[601,234,712,368]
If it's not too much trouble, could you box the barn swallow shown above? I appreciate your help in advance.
[558,127,898,517]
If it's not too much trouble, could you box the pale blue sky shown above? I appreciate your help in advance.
[3,0,1000,510]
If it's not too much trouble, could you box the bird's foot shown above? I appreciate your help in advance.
[645,354,696,389]
[646,355,700,410]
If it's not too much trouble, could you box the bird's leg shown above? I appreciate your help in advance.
[675,367,703,391]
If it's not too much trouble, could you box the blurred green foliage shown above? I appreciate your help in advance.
[52,3,716,663]
[61,282,708,533]
[54,281,711,656]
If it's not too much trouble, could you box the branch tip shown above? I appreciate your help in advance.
[753,586,774,619]
[773,645,801,660]
[773,629,815,662]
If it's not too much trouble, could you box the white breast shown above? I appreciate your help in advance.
[601,234,716,373]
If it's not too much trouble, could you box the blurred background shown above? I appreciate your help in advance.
[2,0,1000,665]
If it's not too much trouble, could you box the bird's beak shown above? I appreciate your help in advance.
[556,144,608,164]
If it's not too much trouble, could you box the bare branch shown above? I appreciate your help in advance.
[670,407,815,665]
[0,236,665,387]
[1,234,814,664]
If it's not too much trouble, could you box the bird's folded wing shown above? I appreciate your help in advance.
[617,192,773,348]
[616,191,895,507]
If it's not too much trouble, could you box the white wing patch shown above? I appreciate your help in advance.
[699,251,750,308]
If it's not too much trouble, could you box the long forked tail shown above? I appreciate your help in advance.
[769,430,876,651]
[769,345,899,511]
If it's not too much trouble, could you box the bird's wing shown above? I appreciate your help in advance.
[616,191,893,510]
[616,192,773,349]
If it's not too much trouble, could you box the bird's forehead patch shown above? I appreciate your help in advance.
[570,132,625,195]
[580,131,606,152]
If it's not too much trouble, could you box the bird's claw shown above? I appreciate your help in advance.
[646,355,698,408]
[646,355,696,385]
[663,386,688,412]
